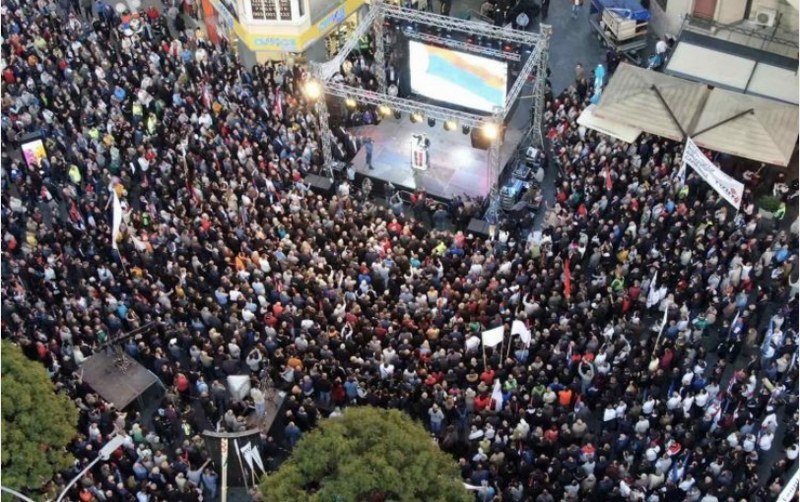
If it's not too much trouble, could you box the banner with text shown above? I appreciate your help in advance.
[683,138,744,210]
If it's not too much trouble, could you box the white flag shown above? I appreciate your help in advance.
[646,270,659,308]
[683,138,743,209]
[511,320,532,347]
[237,441,255,471]
[491,379,504,412]
[481,326,504,348]
[111,190,122,250]
[660,302,670,333]
[675,160,686,186]
[249,443,265,473]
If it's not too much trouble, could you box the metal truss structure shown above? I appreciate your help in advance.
[308,0,550,204]
[405,31,522,62]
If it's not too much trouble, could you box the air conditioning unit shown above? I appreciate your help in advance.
[753,7,777,27]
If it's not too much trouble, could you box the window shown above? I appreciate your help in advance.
[250,0,278,20]
[278,0,293,19]
[248,0,303,21]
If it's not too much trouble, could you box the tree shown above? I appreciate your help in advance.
[1,340,79,491]
[260,407,471,502]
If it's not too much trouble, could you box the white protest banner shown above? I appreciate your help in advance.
[683,138,744,210]
[481,326,504,348]
[511,320,532,347]
[111,190,122,250]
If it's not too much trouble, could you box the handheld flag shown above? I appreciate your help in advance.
[481,326,504,348]
[111,190,122,250]
[511,320,532,347]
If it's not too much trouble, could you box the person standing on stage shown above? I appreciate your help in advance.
[365,137,374,170]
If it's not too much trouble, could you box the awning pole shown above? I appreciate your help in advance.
[650,85,687,139]
[691,108,755,138]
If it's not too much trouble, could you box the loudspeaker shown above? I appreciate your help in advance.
[466,218,492,239]
[305,174,334,197]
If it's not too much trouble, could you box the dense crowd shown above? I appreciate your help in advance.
[2,1,798,501]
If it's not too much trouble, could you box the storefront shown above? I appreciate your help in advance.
[200,0,369,63]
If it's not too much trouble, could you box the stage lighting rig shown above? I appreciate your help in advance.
[304,80,322,100]
[482,123,499,140]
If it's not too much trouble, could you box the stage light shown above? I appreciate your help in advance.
[378,105,392,116]
[393,110,402,119]
[410,112,423,123]
[427,118,436,127]
[444,120,457,131]
[462,125,471,135]
[345,98,357,109]
[304,80,322,100]
[482,123,500,140]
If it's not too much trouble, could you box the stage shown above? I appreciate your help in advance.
[349,117,523,200]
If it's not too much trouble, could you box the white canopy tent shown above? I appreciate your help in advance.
[666,42,799,105]
[577,104,642,143]
[590,63,799,166]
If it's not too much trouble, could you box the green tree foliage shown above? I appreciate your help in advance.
[260,407,471,502]
[1,340,79,491]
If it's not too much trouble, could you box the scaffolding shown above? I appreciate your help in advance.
[306,0,551,206]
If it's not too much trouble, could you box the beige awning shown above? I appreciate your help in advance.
[693,89,799,167]
[577,104,642,143]
[593,64,708,142]
[593,63,799,166]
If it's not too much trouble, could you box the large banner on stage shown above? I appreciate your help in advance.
[683,137,744,210]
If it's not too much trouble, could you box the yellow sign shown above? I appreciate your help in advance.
[214,0,366,52]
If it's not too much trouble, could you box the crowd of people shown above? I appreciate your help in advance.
[1,0,798,501]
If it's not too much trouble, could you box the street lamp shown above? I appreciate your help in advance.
[55,435,126,502]
[1,435,125,502]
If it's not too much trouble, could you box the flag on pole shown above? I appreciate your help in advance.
[238,441,255,471]
[605,168,613,191]
[761,316,775,356]
[675,160,686,186]
[646,270,659,308]
[491,379,504,412]
[729,309,742,336]
[511,320,532,347]
[249,443,265,473]
[563,259,572,299]
[240,441,265,473]
[111,190,122,250]
[273,90,283,118]
[481,326,504,348]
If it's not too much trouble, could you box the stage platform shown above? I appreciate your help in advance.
[349,117,522,200]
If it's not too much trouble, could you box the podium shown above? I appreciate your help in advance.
[411,134,430,170]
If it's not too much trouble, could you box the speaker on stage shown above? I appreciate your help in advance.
[304,174,334,197]
[470,126,507,150]
[467,218,493,239]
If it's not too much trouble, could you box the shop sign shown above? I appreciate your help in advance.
[318,6,346,31]
[253,36,298,50]
[209,0,236,28]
